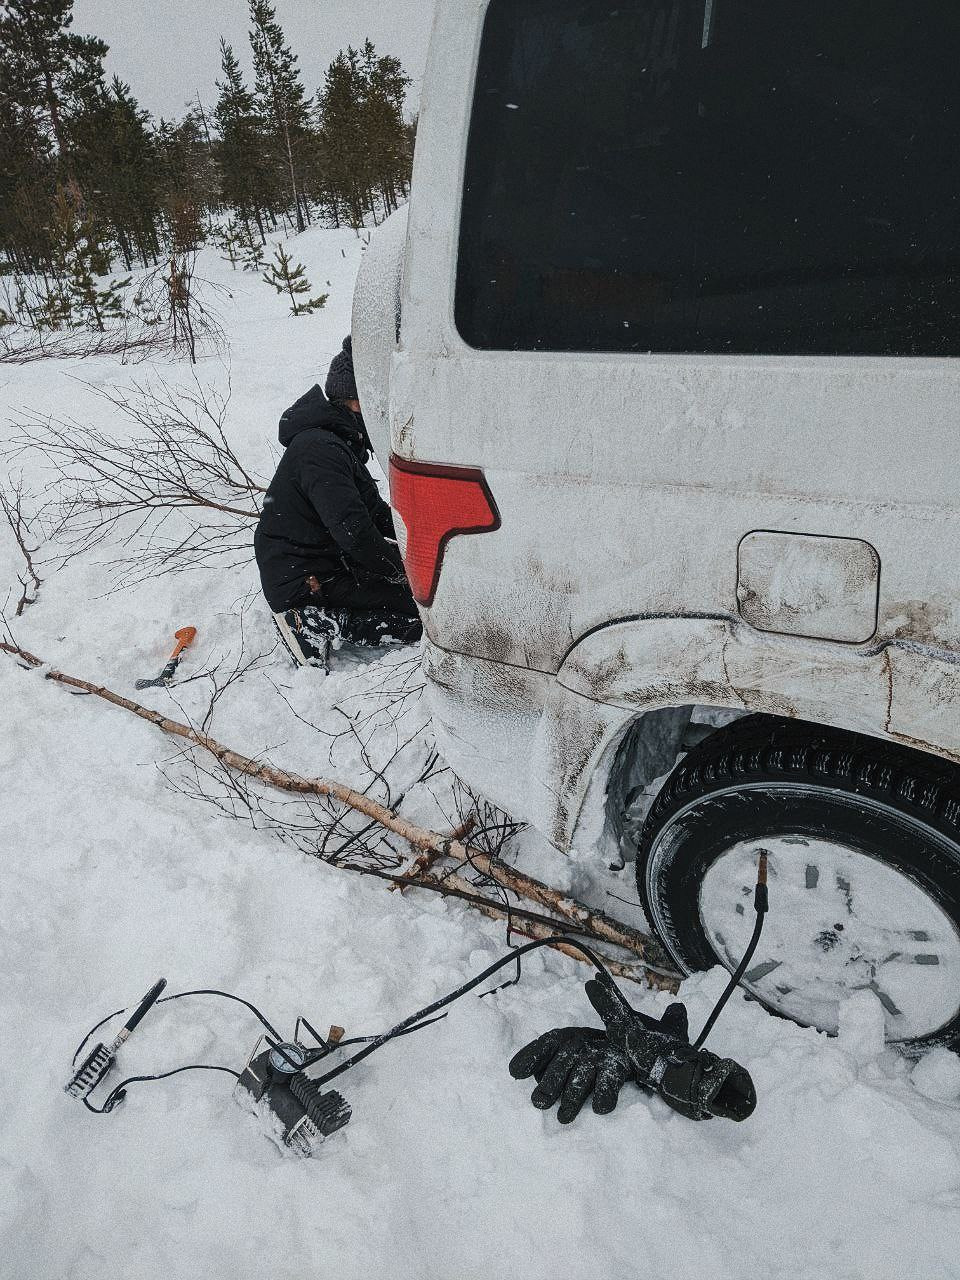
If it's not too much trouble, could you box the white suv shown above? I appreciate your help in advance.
[354,0,960,1049]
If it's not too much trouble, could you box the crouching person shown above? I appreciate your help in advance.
[255,335,422,666]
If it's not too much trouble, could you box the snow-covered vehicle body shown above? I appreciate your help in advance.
[355,0,960,1046]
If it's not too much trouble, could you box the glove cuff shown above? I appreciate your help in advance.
[653,1051,756,1122]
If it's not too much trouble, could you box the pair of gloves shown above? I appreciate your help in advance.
[509,971,756,1124]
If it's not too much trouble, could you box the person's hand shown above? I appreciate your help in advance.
[508,1026,633,1122]
[584,972,756,1122]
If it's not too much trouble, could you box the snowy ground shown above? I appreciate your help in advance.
[2,228,960,1280]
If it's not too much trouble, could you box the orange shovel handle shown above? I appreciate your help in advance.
[169,626,197,659]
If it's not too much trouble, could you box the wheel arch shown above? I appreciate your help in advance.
[540,613,960,853]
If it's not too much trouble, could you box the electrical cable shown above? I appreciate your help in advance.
[460,843,524,992]
[74,938,607,1114]
[312,860,767,1089]
[334,1015,448,1049]
[83,1064,241,1114]
[161,989,282,1041]
[306,935,613,1089]
[70,1007,126,1067]
[72,856,767,1119]
[693,851,769,1051]
[71,987,282,1068]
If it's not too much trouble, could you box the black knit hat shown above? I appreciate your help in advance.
[325,335,357,403]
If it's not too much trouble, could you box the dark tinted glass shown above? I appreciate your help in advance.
[455,0,960,355]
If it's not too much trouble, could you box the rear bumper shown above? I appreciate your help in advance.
[422,640,551,826]
[421,639,629,852]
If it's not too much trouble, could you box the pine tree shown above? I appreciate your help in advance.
[70,77,162,268]
[316,48,367,229]
[46,183,128,330]
[212,216,265,273]
[261,244,326,315]
[248,0,310,233]
[316,40,412,229]
[238,230,265,272]
[0,48,57,267]
[214,218,243,269]
[0,0,107,163]
[63,250,129,329]
[155,112,216,250]
[359,40,411,216]
[28,278,73,330]
[215,39,271,241]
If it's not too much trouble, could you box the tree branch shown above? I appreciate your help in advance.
[0,480,42,615]
[0,638,678,988]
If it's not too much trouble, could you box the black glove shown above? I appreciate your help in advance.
[508,1026,633,1123]
[585,972,756,1122]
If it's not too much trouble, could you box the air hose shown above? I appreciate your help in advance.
[64,854,770,1144]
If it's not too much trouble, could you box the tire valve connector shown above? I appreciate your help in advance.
[756,848,769,914]
[65,978,167,1103]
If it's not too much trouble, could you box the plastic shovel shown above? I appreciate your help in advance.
[135,626,197,689]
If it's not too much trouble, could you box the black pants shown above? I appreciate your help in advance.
[288,572,422,646]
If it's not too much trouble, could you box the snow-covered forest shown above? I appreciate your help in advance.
[1,0,412,343]
[2,3,960,1279]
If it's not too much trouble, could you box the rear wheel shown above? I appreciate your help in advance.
[635,716,960,1049]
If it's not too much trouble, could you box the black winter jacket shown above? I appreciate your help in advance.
[254,385,404,612]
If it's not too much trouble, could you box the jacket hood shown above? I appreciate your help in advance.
[278,384,367,454]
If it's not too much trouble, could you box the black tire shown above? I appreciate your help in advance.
[635,715,960,1049]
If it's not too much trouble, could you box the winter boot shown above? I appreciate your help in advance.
[338,611,423,647]
[273,606,341,668]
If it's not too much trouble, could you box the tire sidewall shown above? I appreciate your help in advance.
[641,780,960,1047]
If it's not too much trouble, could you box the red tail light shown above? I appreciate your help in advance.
[388,455,500,605]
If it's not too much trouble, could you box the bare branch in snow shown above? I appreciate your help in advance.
[129,253,227,365]
[0,637,680,989]
[0,326,170,365]
[0,478,43,615]
[182,656,269,738]
[267,651,431,815]
[0,254,226,366]
[8,372,265,586]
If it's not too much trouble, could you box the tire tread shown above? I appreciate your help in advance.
[643,714,960,839]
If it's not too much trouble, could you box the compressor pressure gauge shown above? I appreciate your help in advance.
[267,1042,309,1080]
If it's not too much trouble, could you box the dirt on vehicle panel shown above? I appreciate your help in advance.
[884,599,955,651]
[450,618,518,667]
[543,701,617,843]
[576,646,630,704]
[885,646,960,765]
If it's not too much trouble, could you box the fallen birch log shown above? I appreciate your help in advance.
[1,640,679,990]
[423,866,649,982]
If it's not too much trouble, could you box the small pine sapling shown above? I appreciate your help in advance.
[30,280,75,332]
[239,236,266,273]
[215,218,248,269]
[261,244,328,315]
[65,253,131,332]
[219,217,265,272]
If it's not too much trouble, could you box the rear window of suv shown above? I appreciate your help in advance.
[455,0,960,356]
